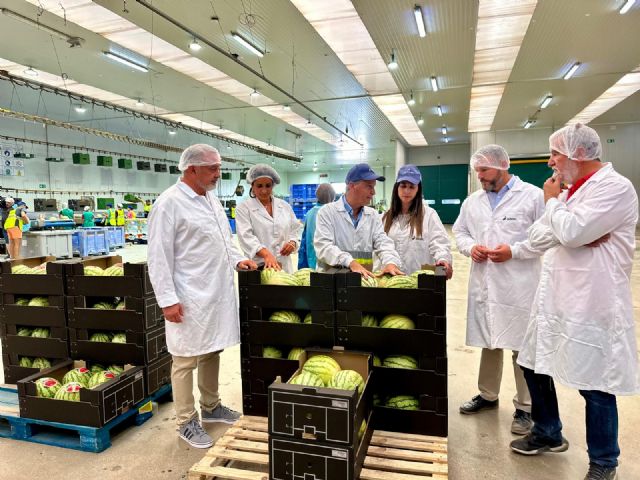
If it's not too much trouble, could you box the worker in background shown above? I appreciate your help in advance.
[314,163,402,276]
[143,199,152,217]
[82,206,95,227]
[377,165,452,278]
[3,197,29,259]
[115,203,126,226]
[298,183,336,269]
[59,204,74,220]
[126,207,137,220]
[453,145,544,436]
[106,204,116,226]
[512,124,638,480]
[236,164,302,273]
[148,143,257,449]
[17,202,30,233]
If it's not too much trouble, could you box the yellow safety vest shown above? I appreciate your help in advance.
[4,209,23,230]
[143,204,151,213]
[108,208,116,226]
[116,209,125,226]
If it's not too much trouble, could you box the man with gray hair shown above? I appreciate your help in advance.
[148,143,257,449]
[453,145,544,435]
[298,183,336,269]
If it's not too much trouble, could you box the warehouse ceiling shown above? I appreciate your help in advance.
[0,0,638,172]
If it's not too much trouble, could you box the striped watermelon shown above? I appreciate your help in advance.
[54,382,83,401]
[411,269,433,278]
[93,302,115,310]
[302,355,341,385]
[360,276,378,288]
[260,267,279,284]
[31,358,51,369]
[358,420,367,439]
[287,348,305,361]
[303,313,312,324]
[383,355,418,369]
[84,266,104,276]
[108,365,124,376]
[379,314,415,330]
[15,298,30,306]
[88,370,116,389]
[269,310,301,323]
[361,314,378,327]
[289,371,324,388]
[263,346,283,359]
[30,263,48,275]
[384,275,417,289]
[373,356,382,367]
[17,327,32,336]
[11,264,31,274]
[385,395,419,410]
[373,394,382,406]
[19,356,33,367]
[263,271,301,286]
[63,367,92,387]
[103,265,124,277]
[328,370,365,394]
[35,377,61,398]
[28,297,49,307]
[90,364,106,374]
[375,273,393,288]
[294,268,314,286]
[31,328,50,338]
[111,333,127,343]
[115,301,126,310]
[89,332,112,342]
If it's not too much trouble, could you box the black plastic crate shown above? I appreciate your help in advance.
[63,256,153,297]
[144,353,172,396]
[1,294,66,327]
[67,295,163,332]
[0,257,67,297]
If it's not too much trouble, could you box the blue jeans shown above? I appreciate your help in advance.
[522,367,619,468]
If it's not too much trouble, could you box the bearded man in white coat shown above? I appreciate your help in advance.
[148,144,257,449]
[453,145,545,435]
[511,124,638,480]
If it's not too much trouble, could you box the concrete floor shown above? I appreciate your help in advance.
[1,231,639,480]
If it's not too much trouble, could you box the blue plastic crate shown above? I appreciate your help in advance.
[228,218,236,234]
[72,229,109,257]
[106,226,125,249]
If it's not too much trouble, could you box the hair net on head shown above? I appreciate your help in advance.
[178,144,221,172]
[316,183,336,205]
[470,144,510,170]
[549,123,602,161]
[5,197,14,205]
[246,164,281,184]
[84,206,90,211]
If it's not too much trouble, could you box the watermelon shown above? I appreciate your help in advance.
[303,313,312,324]
[328,370,365,394]
[89,364,106,374]
[302,355,341,385]
[35,377,61,398]
[373,394,382,406]
[384,275,417,289]
[411,269,433,278]
[83,266,104,276]
[54,382,83,401]
[93,301,115,310]
[103,265,124,277]
[358,420,367,439]
[269,310,301,323]
[289,371,324,388]
[63,367,92,387]
[111,333,127,343]
[31,358,51,369]
[361,314,378,327]
[287,348,305,361]
[375,273,393,288]
[379,314,415,330]
[260,267,279,284]
[28,297,49,307]
[360,276,378,288]
[30,264,47,275]
[89,332,112,342]
[31,328,50,338]
[19,356,33,367]
[11,264,32,274]
[107,365,124,375]
[17,327,33,336]
[88,370,116,389]
[294,268,314,286]
[263,346,283,359]
[385,395,420,410]
[115,301,126,310]
[373,356,382,367]
[383,355,418,370]
[15,298,30,306]
[263,271,300,286]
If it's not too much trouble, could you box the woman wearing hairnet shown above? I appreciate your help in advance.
[236,164,302,273]
[374,165,452,278]
[298,184,336,269]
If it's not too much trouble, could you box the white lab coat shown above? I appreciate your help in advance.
[147,181,246,357]
[373,202,452,273]
[518,163,639,395]
[453,177,545,350]
[235,196,302,273]
[314,199,401,272]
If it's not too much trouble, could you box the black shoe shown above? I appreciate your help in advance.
[510,433,569,455]
[511,409,533,435]
[584,463,617,480]
[459,395,499,414]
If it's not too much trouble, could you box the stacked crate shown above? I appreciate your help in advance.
[289,183,318,220]
[0,257,69,383]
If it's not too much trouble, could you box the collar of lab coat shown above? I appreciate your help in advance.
[334,198,375,216]
[176,179,199,199]
[248,196,282,221]
[566,162,612,203]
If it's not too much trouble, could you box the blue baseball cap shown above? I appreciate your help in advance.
[396,165,422,185]
[345,163,385,183]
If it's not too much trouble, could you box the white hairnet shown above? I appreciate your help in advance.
[84,206,90,211]
[470,144,510,170]
[178,144,221,172]
[5,197,14,204]
[549,123,602,161]
[117,203,123,208]
[247,164,281,184]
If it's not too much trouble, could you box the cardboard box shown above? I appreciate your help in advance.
[371,399,448,437]
[67,295,163,332]
[1,294,66,327]
[1,324,69,358]
[63,256,153,297]
[17,359,145,427]
[0,257,66,296]
[243,392,268,417]
[144,353,172,396]
[2,354,69,384]
[241,356,300,395]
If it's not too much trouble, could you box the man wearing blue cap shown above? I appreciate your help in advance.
[314,163,402,276]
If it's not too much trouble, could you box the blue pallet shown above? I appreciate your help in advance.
[0,384,172,453]
[72,229,109,257]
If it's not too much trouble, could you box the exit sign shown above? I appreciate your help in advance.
[38,183,47,188]
[607,138,615,143]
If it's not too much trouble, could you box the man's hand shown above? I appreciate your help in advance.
[543,175,564,203]
[236,260,258,271]
[586,233,610,248]
[381,263,404,276]
[349,260,374,278]
[163,303,183,323]
[436,260,453,280]
[279,241,296,256]
[471,245,489,263]
[487,244,512,263]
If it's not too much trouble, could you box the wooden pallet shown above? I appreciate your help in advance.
[188,416,447,480]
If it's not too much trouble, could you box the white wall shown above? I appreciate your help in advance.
[407,143,470,166]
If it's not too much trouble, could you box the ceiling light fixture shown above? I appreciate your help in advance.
[441,125,447,135]
[413,5,427,37]
[417,115,424,126]
[540,95,553,109]
[103,51,148,72]
[444,137,449,143]
[388,49,398,70]
[563,62,581,80]
[283,105,291,111]
[430,76,439,92]
[1,8,83,47]
[250,88,260,98]
[620,0,636,14]
[74,105,86,113]
[231,31,265,57]
[189,38,202,51]
[524,119,535,129]
[437,104,443,117]
[407,91,416,106]
[168,129,176,135]
[23,66,38,77]
[135,99,144,107]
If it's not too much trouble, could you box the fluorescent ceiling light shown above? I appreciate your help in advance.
[371,94,428,146]
[231,31,265,57]
[168,129,176,135]
[417,115,424,126]
[189,38,202,52]
[441,125,447,135]
[540,95,553,109]
[437,105,443,117]
[74,105,86,113]
[24,66,38,77]
[430,76,439,92]
[103,51,148,73]
[563,62,581,80]
[444,137,449,143]
[283,105,291,111]
[620,0,636,14]
[568,65,640,125]
[407,91,415,106]
[468,0,538,132]
[250,89,260,98]
[524,119,534,129]
[135,99,144,107]
[414,5,426,37]
[388,49,398,70]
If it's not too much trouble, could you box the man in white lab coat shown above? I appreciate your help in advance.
[314,163,402,276]
[511,124,638,480]
[148,144,257,449]
[453,145,544,435]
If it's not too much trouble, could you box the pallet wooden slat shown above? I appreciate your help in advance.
[364,455,448,476]
[189,465,268,480]
[210,446,269,465]
[370,435,448,454]
[216,437,269,454]
[367,445,448,464]
[360,468,447,480]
